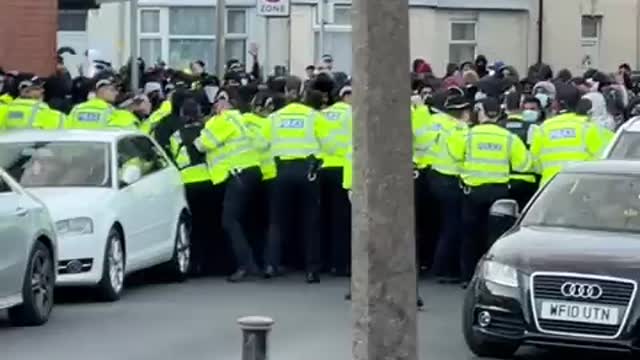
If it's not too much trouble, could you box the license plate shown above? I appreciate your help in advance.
[540,301,620,325]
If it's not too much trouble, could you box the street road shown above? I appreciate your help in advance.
[0,275,631,360]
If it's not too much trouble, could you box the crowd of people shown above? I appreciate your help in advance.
[0,51,636,289]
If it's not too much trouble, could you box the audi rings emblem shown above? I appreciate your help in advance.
[560,282,604,300]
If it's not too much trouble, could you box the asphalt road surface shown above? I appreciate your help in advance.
[0,275,633,360]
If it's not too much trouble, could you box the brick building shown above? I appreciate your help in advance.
[0,0,97,75]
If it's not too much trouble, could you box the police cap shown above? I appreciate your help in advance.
[444,93,471,111]
[475,97,501,118]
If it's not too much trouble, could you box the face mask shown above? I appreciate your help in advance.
[522,109,539,123]
[535,93,549,108]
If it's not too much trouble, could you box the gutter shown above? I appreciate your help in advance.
[537,0,544,64]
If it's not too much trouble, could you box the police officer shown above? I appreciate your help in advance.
[498,92,541,209]
[0,75,64,130]
[113,93,151,129]
[65,76,125,129]
[321,84,352,276]
[197,95,263,282]
[264,76,333,283]
[168,97,211,276]
[428,92,470,284]
[449,97,532,286]
[530,85,611,187]
[412,92,438,273]
[243,91,286,275]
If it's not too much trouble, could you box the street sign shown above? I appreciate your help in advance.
[257,0,290,17]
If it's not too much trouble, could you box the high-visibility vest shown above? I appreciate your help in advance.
[530,113,610,186]
[243,112,277,181]
[268,103,327,160]
[498,114,538,183]
[320,101,352,168]
[451,123,532,187]
[412,104,435,169]
[2,98,64,130]
[197,110,261,185]
[170,125,210,184]
[65,98,116,130]
[343,146,352,190]
[430,113,469,176]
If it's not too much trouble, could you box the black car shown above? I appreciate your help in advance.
[463,161,640,358]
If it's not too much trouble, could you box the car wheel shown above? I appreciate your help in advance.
[462,285,520,359]
[97,228,125,302]
[164,215,191,282]
[8,241,55,326]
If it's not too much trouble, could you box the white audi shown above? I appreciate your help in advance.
[0,130,191,301]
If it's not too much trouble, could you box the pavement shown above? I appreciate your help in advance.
[0,275,632,360]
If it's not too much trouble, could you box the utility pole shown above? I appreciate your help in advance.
[129,0,139,91]
[216,0,226,77]
[350,0,417,359]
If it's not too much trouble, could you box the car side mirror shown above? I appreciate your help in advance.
[490,199,520,218]
[120,165,142,185]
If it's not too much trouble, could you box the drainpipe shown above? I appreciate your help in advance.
[537,0,544,64]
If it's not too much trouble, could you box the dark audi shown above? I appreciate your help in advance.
[463,161,640,358]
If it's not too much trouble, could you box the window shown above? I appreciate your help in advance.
[0,177,10,193]
[313,5,352,74]
[0,142,111,188]
[131,136,169,176]
[141,9,160,33]
[138,7,250,71]
[58,10,87,31]
[582,16,600,39]
[140,9,162,65]
[581,16,601,69]
[449,22,477,65]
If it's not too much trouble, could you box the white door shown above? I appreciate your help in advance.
[115,138,154,269]
[0,177,29,299]
[129,136,176,255]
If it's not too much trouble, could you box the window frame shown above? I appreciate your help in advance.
[138,6,250,69]
[58,9,88,32]
[581,15,602,41]
[448,20,478,64]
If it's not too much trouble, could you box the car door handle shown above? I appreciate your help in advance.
[14,208,28,217]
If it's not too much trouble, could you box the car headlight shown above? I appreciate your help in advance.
[56,217,94,236]
[482,261,519,288]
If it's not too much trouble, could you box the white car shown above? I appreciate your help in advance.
[603,116,640,159]
[0,130,191,301]
[0,168,57,325]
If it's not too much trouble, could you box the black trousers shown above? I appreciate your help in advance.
[460,184,510,282]
[509,179,538,210]
[320,167,351,275]
[184,180,215,274]
[429,171,463,278]
[266,159,322,273]
[414,168,439,272]
[222,167,263,273]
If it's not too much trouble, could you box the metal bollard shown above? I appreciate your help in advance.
[237,316,274,360]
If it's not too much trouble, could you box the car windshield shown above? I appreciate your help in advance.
[522,173,640,233]
[607,132,640,159]
[0,141,111,188]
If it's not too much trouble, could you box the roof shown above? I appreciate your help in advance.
[0,130,141,144]
[563,161,640,176]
